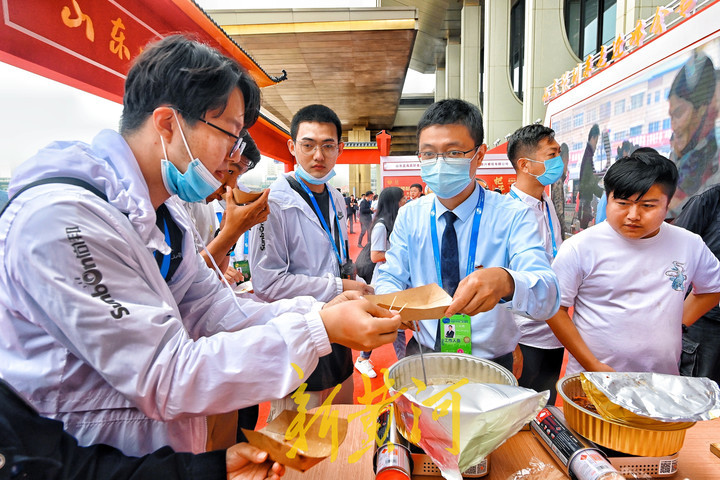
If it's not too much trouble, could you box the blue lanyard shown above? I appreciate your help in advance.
[508,189,557,257]
[295,175,345,266]
[243,230,249,255]
[430,188,484,290]
[159,217,171,279]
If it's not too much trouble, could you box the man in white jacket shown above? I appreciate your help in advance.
[249,105,373,419]
[0,35,400,457]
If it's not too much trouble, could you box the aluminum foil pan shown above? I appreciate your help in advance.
[385,353,545,480]
[558,374,693,457]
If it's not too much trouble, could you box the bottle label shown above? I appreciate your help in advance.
[569,449,618,480]
[375,444,411,478]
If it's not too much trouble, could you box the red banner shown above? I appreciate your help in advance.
[0,0,276,103]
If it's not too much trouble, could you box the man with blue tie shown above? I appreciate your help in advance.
[375,99,560,371]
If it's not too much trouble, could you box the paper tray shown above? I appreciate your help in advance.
[242,410,348,472]
[365,283,452,323]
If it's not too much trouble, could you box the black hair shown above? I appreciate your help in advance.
[417,99,484,146]
[410,183,423,191]
[603,147,679,201]
[370,187,405,242]
[365,190,373,196]
[120,35,260,135]
[506,124,556,169]
[290,104,342,142]
[588,124,600,141]
[669,53,717,110]
[560,142,569,159]
[241,131,261,171]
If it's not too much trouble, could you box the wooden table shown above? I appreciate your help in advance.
[282,405,720,479]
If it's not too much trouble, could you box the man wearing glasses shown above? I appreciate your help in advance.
[375,99,559,372]
[0,36,400,456]
[250,104,374,419]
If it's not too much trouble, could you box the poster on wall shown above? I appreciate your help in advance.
[380,153,516,199]
[545,6,720,235]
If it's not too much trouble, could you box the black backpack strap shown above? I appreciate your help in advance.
[0,177,107,218]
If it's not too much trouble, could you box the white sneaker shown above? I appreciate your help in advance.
[354,357,377,378]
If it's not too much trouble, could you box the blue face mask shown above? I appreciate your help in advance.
[421,161,473,199]
[160,111,222,203]
[527,155,564,186]
[295,163,336,185]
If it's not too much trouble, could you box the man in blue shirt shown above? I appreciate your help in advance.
[375,99,560,371]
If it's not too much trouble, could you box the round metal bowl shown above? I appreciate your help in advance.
[558,374,695,457]
[384,353,517,446]
[384,352,517,392]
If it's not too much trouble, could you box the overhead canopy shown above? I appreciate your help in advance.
[210,7,418,136]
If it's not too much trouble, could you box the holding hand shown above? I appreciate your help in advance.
[320,298,401,351]
[222,187,271,237]
[226,442,285,480]
[444,267,515,317]
[341,279,374,295]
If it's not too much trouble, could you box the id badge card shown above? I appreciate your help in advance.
[233,259,251,281]
[440,314,472,354]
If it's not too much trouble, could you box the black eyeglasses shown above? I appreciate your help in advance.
[196,118,245,158]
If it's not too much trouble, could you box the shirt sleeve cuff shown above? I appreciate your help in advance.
[305,309,332,357]
[500,267,528,310]
[335,276,343,296]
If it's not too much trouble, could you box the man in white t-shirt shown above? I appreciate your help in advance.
[507,124,565,403]
[549,148,720,375]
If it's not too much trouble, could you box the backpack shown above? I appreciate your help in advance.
[354,218,389,283]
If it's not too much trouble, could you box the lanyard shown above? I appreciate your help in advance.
[430,188,484,290]
[295,175,345,266]
[508,189,557,257]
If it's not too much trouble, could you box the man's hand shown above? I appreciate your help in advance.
[324,290,364,308]
[226,443,285,480]
[222,187,270,237]
[512,345,523,380]
[224,265,244,285]
[319,298,401,351]
[444,267,515,317]
[341,279,374,295]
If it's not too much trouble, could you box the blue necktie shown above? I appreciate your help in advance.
[440,211,460,296]
[435,210,459,351]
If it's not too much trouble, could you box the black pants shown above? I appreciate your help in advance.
[358,215,372,245]
[517,344,564,405]
[405,336,514,373]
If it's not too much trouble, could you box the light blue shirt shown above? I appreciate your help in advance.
[376,183,560,358]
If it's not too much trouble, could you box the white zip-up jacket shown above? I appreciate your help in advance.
[249,174,348,303]
[0,130,331,456]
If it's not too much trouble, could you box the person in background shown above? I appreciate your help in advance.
[249,104,375,420]
[548,148,720,375]
[408,183,423,202]
[349,194,358,226]
[507,124,565,404]
[358,190,374,247]
[375,99,560,372]
[577,124,603,229]
[344,193,355,234]
[673,183,720,383]
[668,52,719,217]
[0,35,400,457]
[551,143,570,239]
[354,186,407,376]
[0,378,285,480]
[371,193,379,213]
